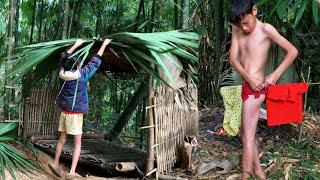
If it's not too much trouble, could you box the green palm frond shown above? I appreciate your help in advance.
[0,123,18,137]
[4,30,199,88]
[0,123,39,180]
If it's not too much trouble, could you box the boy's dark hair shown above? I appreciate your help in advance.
[229,0,255,25]
[59,52,79,70]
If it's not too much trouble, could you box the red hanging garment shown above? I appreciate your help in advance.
[266,83,309,126]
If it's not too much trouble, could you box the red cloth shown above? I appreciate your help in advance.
[266,83,308,126]
[241,81,267,101]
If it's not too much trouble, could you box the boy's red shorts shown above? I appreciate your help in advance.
[241,81,266,101]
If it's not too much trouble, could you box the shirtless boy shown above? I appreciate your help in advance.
[229,0,298,179]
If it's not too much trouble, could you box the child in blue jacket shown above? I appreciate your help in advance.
[49,38,112,179]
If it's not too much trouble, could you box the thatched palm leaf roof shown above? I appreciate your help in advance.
[4,30,199,88]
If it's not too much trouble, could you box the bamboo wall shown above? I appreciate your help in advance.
[153,83,198,174]
[20,86,60,137]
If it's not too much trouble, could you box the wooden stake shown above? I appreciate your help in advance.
[299,66,310,142]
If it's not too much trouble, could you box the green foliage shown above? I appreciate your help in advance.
[0,123,39,180]
[4,31,199,89]
[257,0,320,27]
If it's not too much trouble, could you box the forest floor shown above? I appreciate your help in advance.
[4,108,320,180]
[169,108,320,179]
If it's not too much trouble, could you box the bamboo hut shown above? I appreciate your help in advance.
[6,31,200,177]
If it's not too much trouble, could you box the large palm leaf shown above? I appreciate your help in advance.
[4,30,199,88]
[0,123,39,180]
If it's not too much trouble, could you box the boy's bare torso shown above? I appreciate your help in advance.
[235,20,271,81]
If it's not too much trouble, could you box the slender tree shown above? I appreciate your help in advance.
[68,0,76,38]
[135,0,144,32]
[61,0,69,39]
[53,0,63,40]
[198,0,215,106]
[73,0,82,37]
[181,0,189,29]
[29,0,37,44]
[4,0,15,122]
[14,0,19,46]
[38,0,44,43]
[95,10,102,37]
[214,0,224,65]
[212,0,224,104]
[173,0,179,29]
[179,0,184,28]
[149,0,156,32]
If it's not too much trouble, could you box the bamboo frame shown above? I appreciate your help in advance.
[20,86,60,139]
[152,82,198,174]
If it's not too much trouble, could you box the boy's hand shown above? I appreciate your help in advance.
[248,75,264,92]
[103,39,112,46]
[264,73,279,87]
[67,39,84,54]
[75,39,84,47]
[97,39,112,57]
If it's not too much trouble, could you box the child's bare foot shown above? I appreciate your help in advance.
[254,168,266,180]
[48,163,62,177]
[241,171,252,180]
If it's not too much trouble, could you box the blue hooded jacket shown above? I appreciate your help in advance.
[58,54,101,113]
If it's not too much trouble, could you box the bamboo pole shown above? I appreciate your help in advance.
[39,87,44,134]
[45,87,49,135]
[146,64,155,176]
[22,98,27,141]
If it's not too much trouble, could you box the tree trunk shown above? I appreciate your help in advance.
[142,0,145,19]
[142,0,146,32]
[73,1,82,38]
[14,0,19,47]
[212,0,224,104]
[108,82,148,140]
[68,0,76,38]
[37,0,44,43]
[149,0,156,32]
[198,0,215,106]
[134,0,144,32]
[173,0,179,29]
[95,14,102,37]
[44,18,47,41]
[53,0,63,40]
[179,0,185,28]
[4,0,15,122]
[214,0,224,65]
[116,0,119,31]
[181,0,189,29]
[61,0,69,39]
[139,97,147,149]
[29,0,36,44]
[135,102,142,137]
